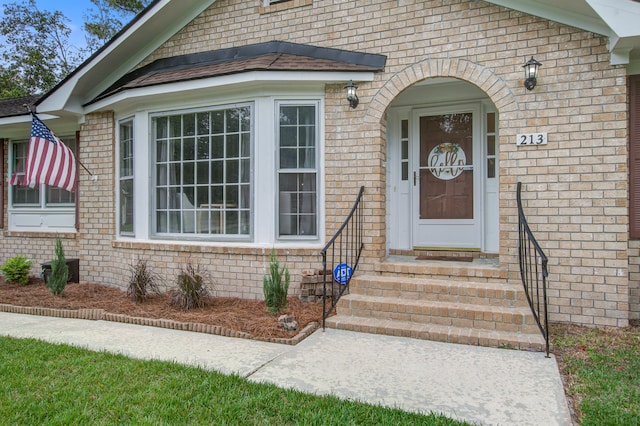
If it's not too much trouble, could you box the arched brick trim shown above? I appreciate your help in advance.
[364,58,518,124]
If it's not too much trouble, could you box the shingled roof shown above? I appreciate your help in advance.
[0,95,40,118]
[90,41,386,105]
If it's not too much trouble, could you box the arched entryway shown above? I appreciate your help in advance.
[387,78,498,253]
[365,59,518,255]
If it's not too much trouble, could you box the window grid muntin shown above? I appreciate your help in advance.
[153,105,252,238]
[119,119,135,235]
[277,103,318,238]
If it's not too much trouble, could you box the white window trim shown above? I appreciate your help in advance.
[7,139,76,232]
[275,100,321,241]
[149,103,254,242]
[117,117,135,237]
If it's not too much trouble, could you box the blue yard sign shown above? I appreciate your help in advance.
[333,263,353,285]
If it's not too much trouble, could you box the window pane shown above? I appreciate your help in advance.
[211,136,224,159]
[487,158,496,179]
[183,114,195,136]
[197,137,209,160]
[280,106,297,125]
[120,179,134,234]
[169,116,181,138]
[487,112,496,134]
[226,159,239,183]
[183,138,195,161]
[226,135,239,158]
[401,119,408,139]
[197,112,210,135]
[183,162,195,185]
[280,148,298,168]
[487,135,496,156]
[156,117,168,139]
[157,140,168,162]
[298,106,315,125]
[211,161,223,184]
[280,127,297,147]
[153,106,251,237]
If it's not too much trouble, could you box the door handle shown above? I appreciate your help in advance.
[413,171,416,186]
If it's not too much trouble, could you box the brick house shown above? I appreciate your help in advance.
[2,0,640,347]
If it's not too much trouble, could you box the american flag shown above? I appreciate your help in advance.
[23,114,77,192]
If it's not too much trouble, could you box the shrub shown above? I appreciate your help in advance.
[47,237,68,296]
[0,255,33,285]
[128,259,161,303]
[263,251,290,314]
[170,262,212,310]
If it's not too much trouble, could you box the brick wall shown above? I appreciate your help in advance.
[1,0,635,325]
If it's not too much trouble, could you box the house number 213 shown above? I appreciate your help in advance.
[516,132,548,146]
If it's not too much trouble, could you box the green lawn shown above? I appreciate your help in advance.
[552,324,640,426]
[0,336,467,425]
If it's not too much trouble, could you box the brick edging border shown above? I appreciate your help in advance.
[0,303,319,345]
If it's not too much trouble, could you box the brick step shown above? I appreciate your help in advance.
[324,315,546,352]
[349,275,528,307]
[336,294,540,333]
[376,257,508,283]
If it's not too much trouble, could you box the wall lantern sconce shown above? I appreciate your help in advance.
[345,80,359,108]
[523,57,542,90]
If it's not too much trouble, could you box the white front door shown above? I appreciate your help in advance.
[411,105,482,249]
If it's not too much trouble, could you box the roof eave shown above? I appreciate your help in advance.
[36,0,218,115]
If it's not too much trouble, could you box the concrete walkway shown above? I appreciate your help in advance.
[0,312,572,426]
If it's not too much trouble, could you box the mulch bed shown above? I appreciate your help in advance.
[0,278,324,343]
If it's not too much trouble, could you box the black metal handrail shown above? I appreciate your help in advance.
[321,186,365,329]
[517,182,550,357]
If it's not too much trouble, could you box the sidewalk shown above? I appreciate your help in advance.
[0,312,572,426]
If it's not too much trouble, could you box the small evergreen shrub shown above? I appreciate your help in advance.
[128,259,161,303]
[263,251,290,314]
[47,237,68,296]
[0,255,33,285]
[170,262,212,310]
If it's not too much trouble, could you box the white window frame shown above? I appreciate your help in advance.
[275,100,320,240]
[118,118,135,236]
[149,103,254,241]
[8,138,76,232]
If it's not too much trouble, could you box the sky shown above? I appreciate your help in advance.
[1,0,99,49]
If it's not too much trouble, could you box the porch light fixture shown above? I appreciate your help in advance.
[523,57,542,90]
[345,80,359,108]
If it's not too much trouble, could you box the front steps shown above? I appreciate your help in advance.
[324,259,546,351]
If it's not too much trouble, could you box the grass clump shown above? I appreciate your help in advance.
[170,261,212,310]
[47,237,68,296]
[552,324,640,425]
[0,336,468,425]
[0,255,32,285]
[263,251,290,314]
[127,259,161,303]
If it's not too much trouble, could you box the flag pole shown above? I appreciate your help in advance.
[24,104,95,178]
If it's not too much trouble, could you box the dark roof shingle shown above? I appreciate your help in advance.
[90,41,386,104]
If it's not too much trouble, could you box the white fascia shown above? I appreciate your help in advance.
[84,71,376,114]
[37,0,218,115]
[587,0,640,65]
